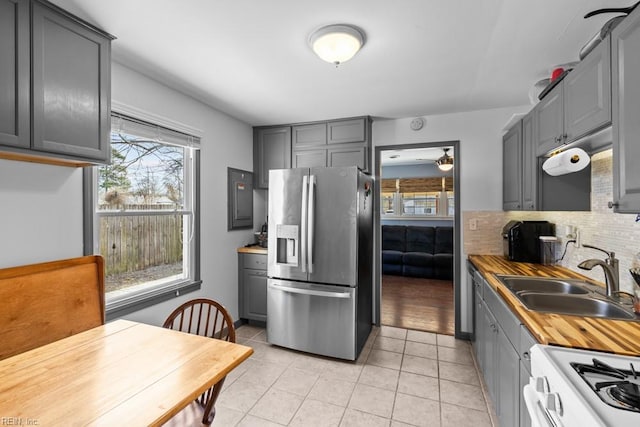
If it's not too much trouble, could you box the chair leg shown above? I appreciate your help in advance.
[202,377,226,425]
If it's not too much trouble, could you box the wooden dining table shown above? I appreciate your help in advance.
[0,319,253,426]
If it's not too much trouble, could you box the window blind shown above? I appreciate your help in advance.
[111,112,201,148]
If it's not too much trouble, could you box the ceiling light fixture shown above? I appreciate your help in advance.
[435,148,454,171]
[309,24,365,66]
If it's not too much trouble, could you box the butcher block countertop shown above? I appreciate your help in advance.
[237,245,267,255]
[469,255,640,357]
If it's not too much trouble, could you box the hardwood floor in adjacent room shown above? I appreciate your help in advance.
[381,274,455,335]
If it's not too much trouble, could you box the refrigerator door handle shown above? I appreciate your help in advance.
[301,175,308,273]
[269,283,351,299]
[308,174,316,274]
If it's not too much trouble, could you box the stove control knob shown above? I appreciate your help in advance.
[545,392,563,416]
[532,376,549,393]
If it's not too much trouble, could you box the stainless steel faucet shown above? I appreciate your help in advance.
[578,244,620,298]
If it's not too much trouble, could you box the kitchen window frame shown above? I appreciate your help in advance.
[82,111,201,320]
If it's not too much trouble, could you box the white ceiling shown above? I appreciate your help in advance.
[381,147,453,166]
[51,0,626,126]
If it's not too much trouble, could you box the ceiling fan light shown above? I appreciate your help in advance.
[435,148,454,171]
[309,24,365,65]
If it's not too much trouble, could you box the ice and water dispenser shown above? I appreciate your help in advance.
[275,224,299,266]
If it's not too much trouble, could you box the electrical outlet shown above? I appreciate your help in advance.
[469,218,478,231]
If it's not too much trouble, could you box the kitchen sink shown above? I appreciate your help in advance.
[516,293,636,320]
[496,275,638,321]
[498,276,590,295]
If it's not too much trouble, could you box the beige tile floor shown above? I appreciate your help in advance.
[166,325,496,427]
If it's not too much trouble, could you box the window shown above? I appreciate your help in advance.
[381,177,454,218]
[84,113,201,317]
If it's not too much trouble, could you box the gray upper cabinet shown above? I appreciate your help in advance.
[293,149,325,168]
[292,123,326,149]
[31,0,111,162]
[563,38,611,142]
[535,83,564,156]
[502,121,523,210]
[535,38,612,156]
[521,112,537,211]
[612,6,640,213]
[327,118,366,144]
[0,0,29,150]
[267,116,372,175]
[0,0,113,165]
[254,126,291,189]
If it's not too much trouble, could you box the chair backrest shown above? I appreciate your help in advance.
[162,298,236,343]
[0,255,105,360]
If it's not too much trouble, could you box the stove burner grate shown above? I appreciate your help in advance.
[609,383,640,410]
[571,359,640,413]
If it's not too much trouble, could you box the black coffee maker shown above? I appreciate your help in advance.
[502,220,555,263]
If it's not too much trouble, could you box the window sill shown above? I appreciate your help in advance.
[105,279,202,321]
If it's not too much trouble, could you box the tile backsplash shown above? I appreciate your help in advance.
[463,149,640,293]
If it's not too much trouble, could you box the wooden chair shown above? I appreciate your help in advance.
[162,298,236,424]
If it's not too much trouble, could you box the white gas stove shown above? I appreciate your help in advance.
[526,345,640,427]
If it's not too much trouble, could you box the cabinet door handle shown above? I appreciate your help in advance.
[523,351,531,361]
[562,133,568,142]
[608,201,619,209]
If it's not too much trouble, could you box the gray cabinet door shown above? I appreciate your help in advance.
[496,327,520,427]
[293,149,326,168]
[503,121,523,210]
[0,0,29,149]
[328,145,367,171]
[254,126,291,189]
[535,84,564,156]
[244,268,268,322]
[31,1,110,162]
[564,38,611,142]
[521,112,537,210]
[481,298,498,403]
[612,7,640,213]
[519,362,532,427]
[292,123,326,148]
[328,118,366,144]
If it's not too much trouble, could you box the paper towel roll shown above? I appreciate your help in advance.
[542,147,590,176]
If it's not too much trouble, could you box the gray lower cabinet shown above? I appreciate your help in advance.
[0,0,29,149]
[470,262,536,427]
[254,126,291,189]
[238,253,268,322]
[535,37,611,156]
[612,6,640,213]
[0,0,112,164]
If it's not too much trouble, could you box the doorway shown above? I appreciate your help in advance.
[374,141,462,337]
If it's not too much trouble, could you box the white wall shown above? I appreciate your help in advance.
[372,105,530,334]
[0,61,255,327]
[110,62,254,325]
[0,160,83,267]
[373,106,530,211]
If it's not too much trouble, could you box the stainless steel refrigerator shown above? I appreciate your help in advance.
[267,166,373,360]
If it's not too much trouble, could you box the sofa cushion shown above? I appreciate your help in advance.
[433,253,454,280]
[434,227,454,254]
[406,226,435,253]
[382,226,406,252]
[402,252,434,267]
[382,250,404,265]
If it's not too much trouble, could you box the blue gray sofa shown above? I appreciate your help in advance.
[382,225,453,280]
